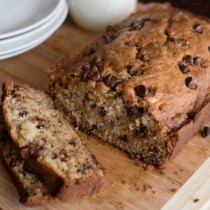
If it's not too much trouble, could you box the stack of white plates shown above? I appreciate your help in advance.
[0,0,68,60]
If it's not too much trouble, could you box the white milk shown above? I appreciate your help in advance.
[67,0,137,31]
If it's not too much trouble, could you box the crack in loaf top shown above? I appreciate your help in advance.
[49,4,210,134]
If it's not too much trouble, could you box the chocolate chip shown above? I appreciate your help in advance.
[99,107,107,117]
[20,147,30,160]
[141,54,151,62]
[88,124,97,134]
[36,124,45,129]
[174,38,185,47]
[119,135,129,142]
[134,128,146,138]
[60,149,68,161]
[126,105,140,119]
[104,74,123,88]
[148,146,159,155]
[51,153,58,159]
[103,34,112,43]
[81,63,91,71]
[208,46,210,52]
[187,111,200,122]
[19,108,28,117]
[130,21,143,31]
[193,57,204,67]
[126,65,138,76]
[23,162,34,174]
[69,139,76,146]
[185,77,197,90]
[182,55,194,64]
[177,61,190,74]
[193,23,203,33]
[87,71,101,82]
[9,159,16,167]
[135,85,148,97]
[91,57,103,66]
[81,67,91,82]
[11,90,16,98]
[28,143,40,158]
[202,126,210,138]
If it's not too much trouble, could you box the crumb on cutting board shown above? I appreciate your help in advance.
[193,198,200,203]
[170,188,178,193]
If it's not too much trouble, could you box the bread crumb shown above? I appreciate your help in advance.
[193,198,200,203]
[145,165,154,172]
[136,186,140,191]
[121,179,126,184]
[110,181,114,187]
[159,170,165,176]
[171,188,177,193]
[142,184,152,192]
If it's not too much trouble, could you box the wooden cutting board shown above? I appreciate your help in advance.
[0,19,209,210]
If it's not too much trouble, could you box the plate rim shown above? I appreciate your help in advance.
[0,3,68,58]
[0,0,65,40]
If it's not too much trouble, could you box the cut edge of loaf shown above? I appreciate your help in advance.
[1,80,105,201]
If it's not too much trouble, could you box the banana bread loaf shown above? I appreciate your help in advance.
[49,4,210,168]
[2,81,105,201]
[0,113,52,206]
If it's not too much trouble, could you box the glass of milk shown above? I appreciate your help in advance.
[67,0,137,31]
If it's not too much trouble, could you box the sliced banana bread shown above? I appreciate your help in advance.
[2,81,105,201]
[0,107,52,206]
[49,3,210,168]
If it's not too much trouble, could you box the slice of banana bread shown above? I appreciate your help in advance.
[2,81,105,201]
[49,3,210,168]
[0,108,52,206]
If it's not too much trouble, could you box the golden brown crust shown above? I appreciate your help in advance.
[49,3,210,167]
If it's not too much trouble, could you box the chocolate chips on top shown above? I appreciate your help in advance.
[90,57,103,66]
[141,54,151,62]
[174,38,185,47]
[126,65,138,76]
[182,55,194,65]
[81,64,91,82]
[193,57,204,67]
[193,23,203,33]
[135,85,148,97]
[81,57,103,82]
[178,61,190,74]
[208,46,210,52]
[202,126,210,138]
[104,74,123,88]
[185,77,197,90]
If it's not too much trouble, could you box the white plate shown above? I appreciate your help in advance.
[0,3,68,60]
[0,2,68,55]
[0,0,65,39]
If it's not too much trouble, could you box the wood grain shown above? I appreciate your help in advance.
[0,19,209,210]
[162,157,210,210]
